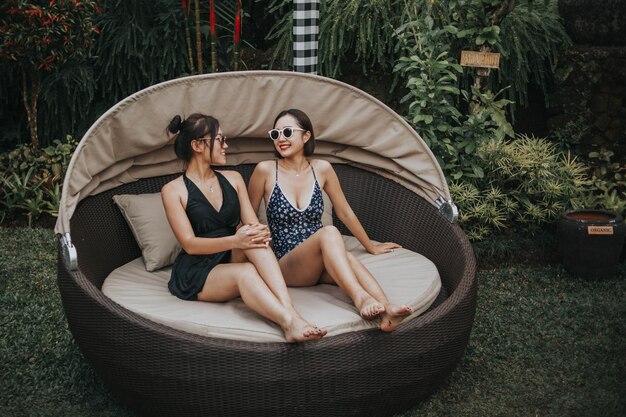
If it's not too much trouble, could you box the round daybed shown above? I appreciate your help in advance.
[55,71,477,417]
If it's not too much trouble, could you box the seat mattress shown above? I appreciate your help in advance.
[102,236,441,342]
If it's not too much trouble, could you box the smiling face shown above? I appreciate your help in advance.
[273,114,310,159]
[209,129,228,165]
[192,127,228,165]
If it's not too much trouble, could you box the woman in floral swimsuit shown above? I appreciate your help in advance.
[162,113,325,342]
[248,109,413,332]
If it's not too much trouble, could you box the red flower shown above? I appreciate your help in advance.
[38,55,56,70]
[92,25,99,34]
[181,0,190,16]
[28,7,43,18]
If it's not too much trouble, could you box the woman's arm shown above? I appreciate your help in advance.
[247,161,269,217]
[222,170,271,245]
[224,170,262,225]
[318,161,400,255]
[161,179,265,254]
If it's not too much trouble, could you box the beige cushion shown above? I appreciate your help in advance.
[257,189,333,226]
[102,236,441,342]
[113,193,181,271]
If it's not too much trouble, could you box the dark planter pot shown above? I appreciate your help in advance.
[557,209,626,279]
[558,0,626,46]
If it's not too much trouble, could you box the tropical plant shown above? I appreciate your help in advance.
[0,0,101,148]
[266,0,400,76]
[0,135,77,225]
[393,7,514,181]
[0,167,47,226]
[450,135,589,241]
[575,148,626,216]
[497,0,572,107]
[265,0,569,115]
[0,0,244,150]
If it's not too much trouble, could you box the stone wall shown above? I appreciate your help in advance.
[559,0,626,47]
[547,47,626,157]
[546,1,626,158]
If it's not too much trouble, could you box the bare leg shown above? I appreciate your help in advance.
[344,252,413,332]
[279,226,385,319]
[197,262,323,342]
[233,247,292,307]
[230,247,327,337]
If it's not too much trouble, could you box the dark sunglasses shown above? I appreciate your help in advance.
[198,135,227,147]
[268,127,306,141]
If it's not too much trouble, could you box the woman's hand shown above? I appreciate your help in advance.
[234,223,272,250]
[367,242,402,255]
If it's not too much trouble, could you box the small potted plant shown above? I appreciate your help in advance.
[557,149,626,278]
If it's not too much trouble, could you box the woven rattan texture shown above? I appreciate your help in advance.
[58,164,476,417]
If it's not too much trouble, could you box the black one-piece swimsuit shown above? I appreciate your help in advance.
[169,171,240,300]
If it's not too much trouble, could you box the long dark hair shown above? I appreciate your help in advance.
[167,113,219,162]
[273,109,315,158]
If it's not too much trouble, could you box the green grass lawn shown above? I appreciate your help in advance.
[1,227,624,417]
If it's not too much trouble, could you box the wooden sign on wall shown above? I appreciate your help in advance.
[460,51,501,69]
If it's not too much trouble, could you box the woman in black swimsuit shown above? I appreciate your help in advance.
[161,113,326,342]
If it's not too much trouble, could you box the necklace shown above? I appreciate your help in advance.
[188,173,217,193]
[281,160,309,176]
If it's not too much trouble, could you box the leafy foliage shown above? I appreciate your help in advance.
[0,0,242,149]
[0,0,101,148]
[498,0,572,106]
[393,8,514,181]
[0,0,100,71]
[576,148,626,216]
[266,0,399,77]
[450,135,589,241]
[0,135,76,225]
[265,0,569,115]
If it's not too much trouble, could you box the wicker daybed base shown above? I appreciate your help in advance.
[57,164,476,417]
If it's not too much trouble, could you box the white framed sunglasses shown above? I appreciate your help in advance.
[268,126,306,141]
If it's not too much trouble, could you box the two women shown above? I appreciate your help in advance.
[163,110,412,343]
[161,113,326,342]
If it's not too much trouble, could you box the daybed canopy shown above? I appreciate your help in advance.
[55,71,476,417]
[55,71,450,238]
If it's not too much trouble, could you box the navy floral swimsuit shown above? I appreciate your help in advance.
[266,160,324,259]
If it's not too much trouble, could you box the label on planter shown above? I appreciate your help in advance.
[587,226,614,235]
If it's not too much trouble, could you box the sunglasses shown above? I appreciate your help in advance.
[268,127,306,141]
[198,135,227,147]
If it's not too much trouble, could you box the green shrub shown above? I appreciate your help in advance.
[266,0,399,77]
[497,0,572,107]
[450,135,589,241]
[575,148,626,217]
[393,10,514,181]
[0,135,76,225]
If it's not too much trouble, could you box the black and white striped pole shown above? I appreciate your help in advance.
[292,0,320,74]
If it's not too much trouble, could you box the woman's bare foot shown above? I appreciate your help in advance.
[283,316,327,343]
[356,295,385,320]
[380,304,413,332]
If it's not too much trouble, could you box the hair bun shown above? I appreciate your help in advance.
[168,115,183,134]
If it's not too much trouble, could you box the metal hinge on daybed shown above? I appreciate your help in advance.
[436,197,459,224]
[60,233,78,271]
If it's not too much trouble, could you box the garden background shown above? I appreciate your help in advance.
[0,1,625,416]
